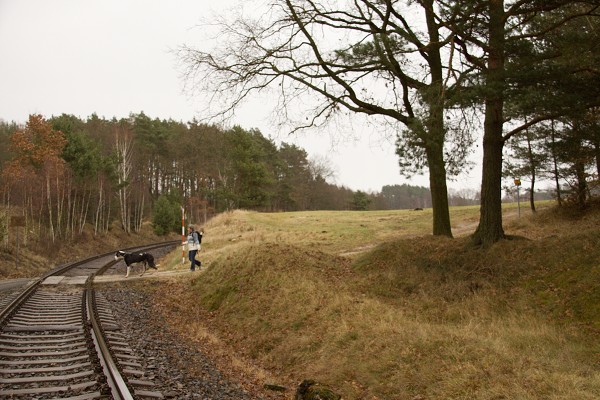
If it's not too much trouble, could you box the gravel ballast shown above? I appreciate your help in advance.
[99,284,287,399]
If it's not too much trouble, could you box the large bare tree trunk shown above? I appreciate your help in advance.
[425,110,452,237]
[473,0,506,246]
[423,0,452,237]
[428,154,452,236]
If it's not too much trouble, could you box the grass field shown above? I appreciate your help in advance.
[145,202,600,399]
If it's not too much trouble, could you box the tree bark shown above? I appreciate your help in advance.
[575,158,587,208]
[573,124,588,209]
[526,130,536,212]
[550,120,563,206]
[46,172,55,242]
[428,146,452,236]
[472,0,506,246]
[423,0,452,237]
[424,89,452,237]
[116,131,133,233]
[594,136,600,179]
[94,179,103,236]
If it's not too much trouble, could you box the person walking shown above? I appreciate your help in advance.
[187,225,203,271]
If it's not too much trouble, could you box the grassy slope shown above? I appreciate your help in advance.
[114,205,600,398]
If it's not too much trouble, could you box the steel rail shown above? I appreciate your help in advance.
[0,240,178,325]
[84,241,178,399]
[0,240,178,398]
[86,259,134,400]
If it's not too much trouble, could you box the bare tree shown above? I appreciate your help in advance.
[308,154,336,182]
[179,0,475,236]
[115,128,133,233]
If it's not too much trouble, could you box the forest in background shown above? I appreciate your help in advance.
[0,113,483,244]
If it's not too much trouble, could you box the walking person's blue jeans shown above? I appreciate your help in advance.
[188,250,201,271]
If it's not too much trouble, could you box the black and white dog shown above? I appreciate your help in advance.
[114,250,158,278]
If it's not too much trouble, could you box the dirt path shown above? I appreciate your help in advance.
[94,269,193,283]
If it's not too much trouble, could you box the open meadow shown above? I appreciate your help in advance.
[125,203,599,399]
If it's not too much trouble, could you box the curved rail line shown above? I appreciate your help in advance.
[0,241,178,399]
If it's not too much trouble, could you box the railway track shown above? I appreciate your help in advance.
[0,241,178,399]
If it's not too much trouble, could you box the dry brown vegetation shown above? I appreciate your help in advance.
[2,203,598,399]
[142,203,600,399]
[0,220,178,279]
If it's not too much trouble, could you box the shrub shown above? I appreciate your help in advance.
[152,194,180,235]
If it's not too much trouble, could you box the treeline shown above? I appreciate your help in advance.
[1,113,476,241]
[368,185,481,210]
[0,113,350,239]
[504,118,600,210]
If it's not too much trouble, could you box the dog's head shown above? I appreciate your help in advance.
[114,250,126,260]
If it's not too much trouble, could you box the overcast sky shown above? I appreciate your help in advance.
[0,0,482,193]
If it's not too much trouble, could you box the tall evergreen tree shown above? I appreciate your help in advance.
[276,143,312,211]
[442,0,599,245]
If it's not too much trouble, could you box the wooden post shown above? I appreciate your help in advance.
[181,207,185,264]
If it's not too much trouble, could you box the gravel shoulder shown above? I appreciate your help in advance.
[98,277,289,399]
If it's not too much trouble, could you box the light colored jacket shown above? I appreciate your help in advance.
[187,231,200,251]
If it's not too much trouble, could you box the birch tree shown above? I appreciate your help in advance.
[115,128,134,233]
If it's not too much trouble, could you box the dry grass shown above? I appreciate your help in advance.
[139,203,600,399]
[0,220,178,279]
